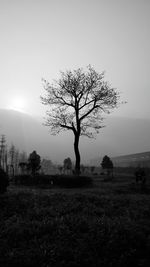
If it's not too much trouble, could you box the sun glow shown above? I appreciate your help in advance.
[8,96,27,113]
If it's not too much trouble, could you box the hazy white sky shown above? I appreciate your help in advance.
[0,0,150,119]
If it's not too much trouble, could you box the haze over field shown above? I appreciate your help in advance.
[0,109,150,164]
[0,0,150,163]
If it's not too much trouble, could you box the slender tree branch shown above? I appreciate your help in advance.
[80,99,97,121]
[60,124,74,131]
[79,98,95,110]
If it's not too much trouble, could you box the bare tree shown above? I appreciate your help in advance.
[0,135,6,170]
[14,149,20,175]
[101,155,114,177]
[9,144,16,177]
[64,157,72,174]
[41,65,120,174]
[28,150,41,176]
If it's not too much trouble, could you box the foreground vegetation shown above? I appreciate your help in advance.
[0,174,150,266]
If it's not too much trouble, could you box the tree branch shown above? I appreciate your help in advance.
[79,98,95,110]
[80,100,98,121]
[52,90,75,107]
[60,124,74,131]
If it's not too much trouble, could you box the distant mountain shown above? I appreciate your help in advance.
[85,116,150,165]
[0,109,150,164]
[96,116,150,156]
[113,151,150,167]
[0,109,77,163]
[0,109,63,161]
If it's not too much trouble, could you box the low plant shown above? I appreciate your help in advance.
[0,189,150,266]
[14,174,93,188]
[0,168,9,193]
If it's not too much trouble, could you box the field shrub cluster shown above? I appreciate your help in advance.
[14,174,93,188]
[0,185,150,266]
[0,168,9,193]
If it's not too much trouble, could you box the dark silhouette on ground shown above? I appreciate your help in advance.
[101,155,114,177]
[28,150,41,175]
[63,157,72,174]
[0,168,9,193]
[134,167,146,185]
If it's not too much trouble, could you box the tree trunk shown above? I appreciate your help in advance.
[74,133,80,175]
[11,165,14,177]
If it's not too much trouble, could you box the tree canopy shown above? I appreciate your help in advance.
[101,155,113,170]
[64,157,72,171]
[28,150,41,175]
[41,65,119,138]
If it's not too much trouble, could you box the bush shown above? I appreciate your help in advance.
[0,168,9,193]
[54,175,93,188]
[14,174,93,188]
[14,175,53,186]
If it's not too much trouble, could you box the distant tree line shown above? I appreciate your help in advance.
[0,135,28,176]
[0,134,42,177]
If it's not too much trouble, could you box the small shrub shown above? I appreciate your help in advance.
[0,168,9,193]
[53,175,93,188]
[14,174,92,188]
[14,175,53,186]
[14,175,32,185]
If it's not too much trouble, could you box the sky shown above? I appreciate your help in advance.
[0,0,150,119]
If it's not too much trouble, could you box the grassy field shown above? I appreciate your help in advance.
[0,174,150,266]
